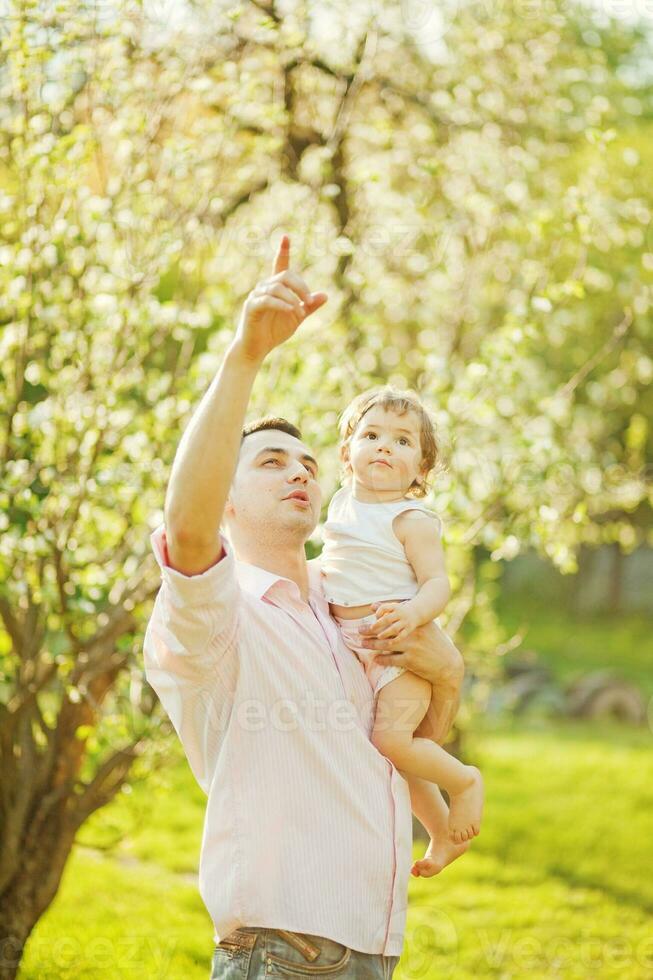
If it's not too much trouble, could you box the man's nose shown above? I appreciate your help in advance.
[288,463,309,482]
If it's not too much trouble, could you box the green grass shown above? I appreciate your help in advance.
[20,717,653,979]
[407,716,653,979]
[495,593,653,698]
[19,850,209,979]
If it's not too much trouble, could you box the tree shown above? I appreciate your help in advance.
[1,0,651,974]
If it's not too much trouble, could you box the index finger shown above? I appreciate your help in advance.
[273,233,290,275]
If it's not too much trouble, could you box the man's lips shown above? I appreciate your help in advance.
[284,490,310,503]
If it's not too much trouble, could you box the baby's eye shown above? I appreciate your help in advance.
[398,437,409,446]
[364,432,377,440]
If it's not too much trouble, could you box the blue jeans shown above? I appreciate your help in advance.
[210,927,400,979]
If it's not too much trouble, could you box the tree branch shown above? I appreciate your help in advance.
[0,596,23,658]
[557,308,633,399]
[67,739,146,830]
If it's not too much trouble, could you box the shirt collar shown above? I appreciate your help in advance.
[234,554,326,606]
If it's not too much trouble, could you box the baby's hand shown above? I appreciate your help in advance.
[368,600,422,644]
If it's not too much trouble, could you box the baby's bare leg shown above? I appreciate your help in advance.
[407,712,472,872]
[404,774,470,876]
[372,671,483,842]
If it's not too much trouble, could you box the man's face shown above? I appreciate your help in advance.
[224,429,322,543]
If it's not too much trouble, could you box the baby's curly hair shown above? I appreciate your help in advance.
[338,386,440,498]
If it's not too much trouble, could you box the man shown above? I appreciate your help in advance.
[143,235,467,979]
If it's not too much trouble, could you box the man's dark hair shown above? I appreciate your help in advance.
[241,416,302,442]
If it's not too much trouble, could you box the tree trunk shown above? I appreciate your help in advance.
[571,543,593,614]
[0,656,141,978]
[0,820,77,979]
[0,897,33,980]
[607,541,623,615]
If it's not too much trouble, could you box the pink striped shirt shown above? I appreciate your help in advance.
[143,524,413,956]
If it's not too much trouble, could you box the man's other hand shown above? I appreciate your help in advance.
[359,613,465,744]
[358,612,464,688]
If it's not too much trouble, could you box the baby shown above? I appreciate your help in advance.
[320,386,483,846]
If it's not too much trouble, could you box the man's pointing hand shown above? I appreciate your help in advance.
[235,234,328,364]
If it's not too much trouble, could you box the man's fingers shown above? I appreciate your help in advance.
[269,247,328,314]
[304,291,328,314]
[376,623,397,638]
[378,617,400,633]
[249,296,302,319]
[273,233,290,275]
[272,270,312,304]
[378,627,399,640]
[374,653,407,667]
[361,636,399,651]
[259,282,304,312]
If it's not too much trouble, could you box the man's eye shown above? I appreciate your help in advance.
[263,459,280,465]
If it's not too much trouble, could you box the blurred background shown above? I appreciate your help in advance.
[0,0,651,977]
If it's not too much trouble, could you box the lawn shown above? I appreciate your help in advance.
[20,714,653,979]
[494,593,653,699]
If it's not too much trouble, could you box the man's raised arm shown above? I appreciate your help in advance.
[164,235,327,575]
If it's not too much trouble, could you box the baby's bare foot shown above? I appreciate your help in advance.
[448,766,484,844]
[411,835,470,877]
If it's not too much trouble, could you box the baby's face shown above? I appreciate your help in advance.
[347,406,425,495]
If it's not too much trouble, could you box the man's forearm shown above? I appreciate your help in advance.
[425,675,462,746]
[165,342,261,542]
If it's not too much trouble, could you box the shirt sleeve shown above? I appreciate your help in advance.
[142,523,240,795]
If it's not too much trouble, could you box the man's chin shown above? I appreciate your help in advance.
[282,510,317,537]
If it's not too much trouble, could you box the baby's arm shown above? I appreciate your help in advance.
[374,513,450,643]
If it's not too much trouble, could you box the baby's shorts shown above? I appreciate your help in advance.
[333,612,406,699]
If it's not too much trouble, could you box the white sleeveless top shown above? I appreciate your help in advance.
[320,485,443,607]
